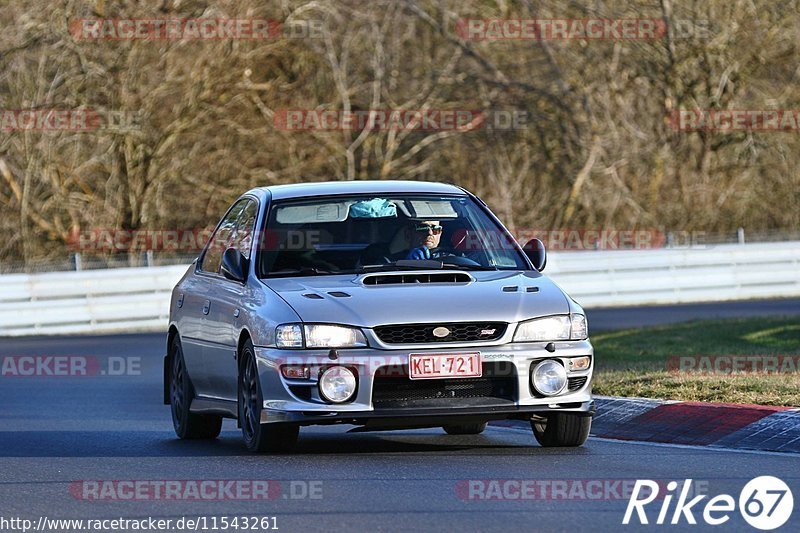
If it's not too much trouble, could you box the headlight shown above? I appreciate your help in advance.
[319,366,357,403]
[275,324,367,348]
[305,325,367,348]
[531,359,567,396]
[514,316,570,342]
[513,314,588,342]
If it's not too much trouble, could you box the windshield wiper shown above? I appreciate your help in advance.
[358,259,444,272]
[440,262,497,271]
[359,259,497,273]
[266,267,339,278]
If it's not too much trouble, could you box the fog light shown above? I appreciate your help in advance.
[318,366,357,403]
[531,359,567,396]
[568,356,591,371]
[281,365,310,379]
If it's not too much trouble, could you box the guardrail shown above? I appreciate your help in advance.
[0,265,189,336]
[546,241,800,308]
[1,241,799,336]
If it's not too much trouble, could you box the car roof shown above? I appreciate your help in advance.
[254,180,466,200]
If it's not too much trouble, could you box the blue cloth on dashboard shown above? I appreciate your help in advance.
[349,199,397,218]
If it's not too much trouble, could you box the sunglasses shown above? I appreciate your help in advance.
[414,224,443,235]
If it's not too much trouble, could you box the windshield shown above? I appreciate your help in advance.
[256,194,528,278]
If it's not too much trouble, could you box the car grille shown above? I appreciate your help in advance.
[373,322,507,344]
[372,362,517,409]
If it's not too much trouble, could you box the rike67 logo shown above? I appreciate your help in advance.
[623,477,794,530]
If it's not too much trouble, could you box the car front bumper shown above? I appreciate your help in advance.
[254,340,594,426]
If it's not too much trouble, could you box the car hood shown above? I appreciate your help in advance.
[262,271,570,327]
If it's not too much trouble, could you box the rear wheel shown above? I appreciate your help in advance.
[531,413,591,447]
[442,422,488,435]
[239,339,299,453]
[169,337,222,439]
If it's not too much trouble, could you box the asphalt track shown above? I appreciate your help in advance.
[1,299,799,532]
[586,297,800,331]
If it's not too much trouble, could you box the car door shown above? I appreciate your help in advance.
[203,197,259,401]
[174,268,214,394]
[190,198,250,399]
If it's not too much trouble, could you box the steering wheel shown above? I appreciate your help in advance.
[429,247,482,267]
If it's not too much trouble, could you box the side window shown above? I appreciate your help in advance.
[230,200,258,259]
[200,199,249,274]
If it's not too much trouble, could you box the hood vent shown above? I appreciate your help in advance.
[362,272,472,285]
[302,293,324,299]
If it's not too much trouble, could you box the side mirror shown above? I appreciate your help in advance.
[523,238,547,271]
[221,248,248,282]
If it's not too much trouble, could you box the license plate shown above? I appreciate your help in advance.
[408,353,482,379]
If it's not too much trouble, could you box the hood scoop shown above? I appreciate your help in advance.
[362,272,473,285]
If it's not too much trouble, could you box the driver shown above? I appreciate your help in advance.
[405,220,442,260]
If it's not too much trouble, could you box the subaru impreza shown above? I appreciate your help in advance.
[165,180,594,452]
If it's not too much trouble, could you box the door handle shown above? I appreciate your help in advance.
[202,300,210,315]
[233,309,240,318]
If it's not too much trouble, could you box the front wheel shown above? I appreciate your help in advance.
[239,339,299,453]
[531,413,591,447]
[169,337,222,439]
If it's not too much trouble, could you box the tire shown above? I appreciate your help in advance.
[169,337,222,439]
[442,422,488,435]
[239,339,299,453]
[531,413,591,447]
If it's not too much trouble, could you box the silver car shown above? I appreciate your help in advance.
[165,180,594,452]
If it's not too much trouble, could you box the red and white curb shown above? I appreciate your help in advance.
[592,396,800,452]
[492,396,800,453]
